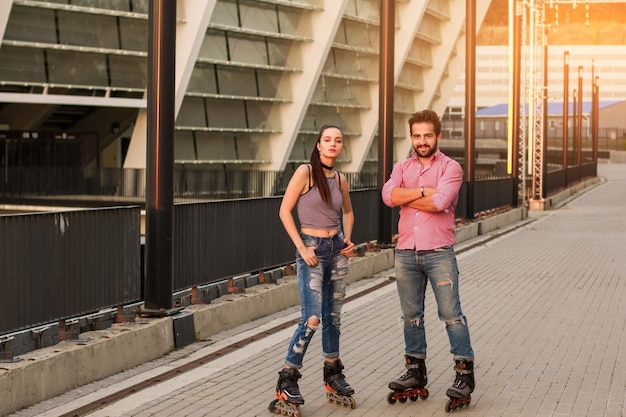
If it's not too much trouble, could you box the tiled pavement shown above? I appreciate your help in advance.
[11,164,626,417]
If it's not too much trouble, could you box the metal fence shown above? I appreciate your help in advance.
[0,207,141,349]
[172,189,391,292]
[0,166,380,207]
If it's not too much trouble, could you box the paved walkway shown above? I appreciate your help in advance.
[11,164,626,417]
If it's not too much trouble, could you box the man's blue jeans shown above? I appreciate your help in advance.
[284,232,349,369]
[394,247,474,361]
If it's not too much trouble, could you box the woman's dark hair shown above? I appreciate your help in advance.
[309,124,343,205]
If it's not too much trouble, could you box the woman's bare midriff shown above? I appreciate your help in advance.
[301,227,338,238]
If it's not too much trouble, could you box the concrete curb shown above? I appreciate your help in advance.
[0,318,174,416]
[544,175,603,209]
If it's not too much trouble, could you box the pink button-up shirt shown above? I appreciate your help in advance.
[381,149,463,251]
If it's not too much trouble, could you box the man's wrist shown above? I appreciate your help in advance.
[420,186,425,198]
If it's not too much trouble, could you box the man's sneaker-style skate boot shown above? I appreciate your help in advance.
[268,368,304,417]
[387,355,429,404]
[323,359,356,408]
[445,359,475,412]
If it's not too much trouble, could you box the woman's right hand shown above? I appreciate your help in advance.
[299,246,318,267]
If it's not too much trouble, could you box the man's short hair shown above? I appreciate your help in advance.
[408,110,441,136]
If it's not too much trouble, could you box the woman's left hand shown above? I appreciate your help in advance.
[340,239,356,256]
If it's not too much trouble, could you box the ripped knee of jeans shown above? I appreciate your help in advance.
[437,279,454,289]
[444,315,466,327]
[400,316,424,328]
[306,315,320,329]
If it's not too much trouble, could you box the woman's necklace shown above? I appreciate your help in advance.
[321,162,334,171]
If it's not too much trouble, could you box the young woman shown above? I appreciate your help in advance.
[269,125,356,415]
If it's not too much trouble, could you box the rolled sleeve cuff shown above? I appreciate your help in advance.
[381,183,395,207]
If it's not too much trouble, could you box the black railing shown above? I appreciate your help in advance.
[0,167,380,207]
[0,207,141,338]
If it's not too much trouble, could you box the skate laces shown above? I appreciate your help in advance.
[399,371,413,381]
[399,368,421,381]
[452,377,467,389]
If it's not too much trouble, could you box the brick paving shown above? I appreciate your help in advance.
[10,164,626,417]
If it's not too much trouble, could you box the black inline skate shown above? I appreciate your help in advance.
[268,367,304,417]
[387,355,429,404]
[445,359,475,412]
[323,359,356,409]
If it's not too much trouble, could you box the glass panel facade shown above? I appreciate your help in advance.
[277,8,307,37]
[257,71,283,98]
[130,0,149,14]
[211,1,239,27]
[57,11,119,49]
[71,0,132,11]
[119,17,149,52]
[199,31,229,61]
[188,66,218,94]
[266,39,290,67]
[109,55,147,89]
[289,135,309,161]
[177,97,208,127]
[174,131,197,160]
[235,133,260,160]
[217,66,258,96]
[398,65,424,90]
[5,6,57,43]
[3,3,148,91]
[228,34,270,66]
[0,46,47,83]
[345,0,380,21]
[47,51,108,86]
[239,3,279,33]
[325,49,377,79]
[245,102,272,130]
[205,99,247,129]
[195,131,237,160]
[304,106,343,130]
[408,41,433,67]
[337,20,378,50]
[395,89,416,114]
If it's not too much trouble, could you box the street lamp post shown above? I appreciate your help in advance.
[562,51,569,186]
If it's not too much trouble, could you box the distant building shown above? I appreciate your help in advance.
[448,45,626,112]
[474,100,626,138]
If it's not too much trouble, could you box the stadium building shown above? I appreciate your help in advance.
[0,0,492,184]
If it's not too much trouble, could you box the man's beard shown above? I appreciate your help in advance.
[413,144,437,158]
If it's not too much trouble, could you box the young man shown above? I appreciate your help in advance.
[381,110,475,411]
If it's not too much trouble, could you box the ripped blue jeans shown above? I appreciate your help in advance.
[394,247,474,361]
[284,232,349,369]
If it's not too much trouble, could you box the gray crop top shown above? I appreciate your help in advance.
[297,169,343,230]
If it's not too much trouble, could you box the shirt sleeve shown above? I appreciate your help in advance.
[381,161,403,207]
[431,159,463,211]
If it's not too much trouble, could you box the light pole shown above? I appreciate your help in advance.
[377,0,394,245]
[577,66,583,170]
[562,51,569,186]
